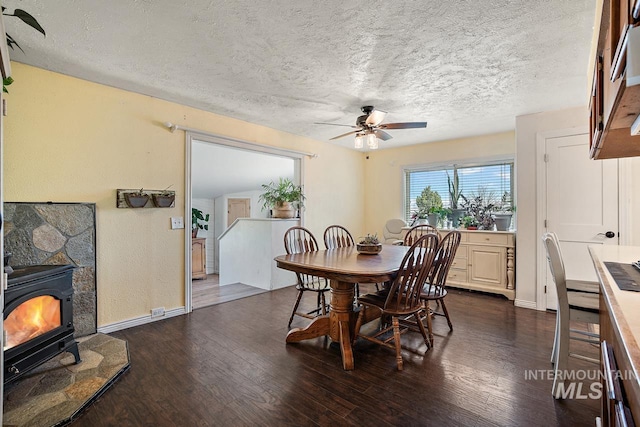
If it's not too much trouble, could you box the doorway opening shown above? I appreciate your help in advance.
[184,132,305,312]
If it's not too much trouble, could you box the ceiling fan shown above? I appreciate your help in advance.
[317,106,428,145]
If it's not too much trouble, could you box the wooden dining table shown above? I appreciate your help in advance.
[274,244,410,370]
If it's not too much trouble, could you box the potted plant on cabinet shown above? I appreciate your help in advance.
[357,233,382,254]
[410,207,429,226]
[461,216,479,230]
[460,187,496,230]
[192,208,209,238]
[258,177,305,219]
[447,170,465,228]
[415,186,442,227]
[492,191,514,231]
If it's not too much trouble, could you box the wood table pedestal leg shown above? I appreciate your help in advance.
[329,280,356,370]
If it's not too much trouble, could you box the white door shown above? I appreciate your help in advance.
[544,133,618,309]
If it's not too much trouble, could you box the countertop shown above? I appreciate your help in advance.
[589,245,640,388]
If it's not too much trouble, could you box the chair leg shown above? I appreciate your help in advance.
[320,292,327,315]
[424,301,434,347]
[440,298,453,331]
[551,314,559,364]
[392,316,403,371]
[414,311,431,349]
[288,289,304,328]
[552,316,570,398]
[353,306,365,343]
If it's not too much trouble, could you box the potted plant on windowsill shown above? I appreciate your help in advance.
[357,233,382,254]
[192,208,210,238]
[258,177,305,219]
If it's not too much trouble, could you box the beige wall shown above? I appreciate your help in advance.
[363,132,516,238]
[3,62,365,328]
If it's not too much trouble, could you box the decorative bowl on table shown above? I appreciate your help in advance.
[357,233,382,254]
[357,243,382,255]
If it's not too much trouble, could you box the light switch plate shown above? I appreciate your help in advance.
[171,217,184,229]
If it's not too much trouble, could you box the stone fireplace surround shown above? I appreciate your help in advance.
[3,202,97,337]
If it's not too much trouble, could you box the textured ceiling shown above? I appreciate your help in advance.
[2,0,597,150]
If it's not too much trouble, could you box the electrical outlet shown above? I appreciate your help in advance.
[170,217,184,229]
[151,307,165,318]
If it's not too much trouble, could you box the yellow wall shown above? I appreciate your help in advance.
[363,132,516,237]
[3,62,365,327]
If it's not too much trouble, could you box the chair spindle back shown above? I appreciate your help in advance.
[385,233,439,312]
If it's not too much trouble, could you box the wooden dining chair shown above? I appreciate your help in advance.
[403,224,438,246]
[418,230,461,345]
[353,233,439,370]
[323,225,363,298]
[542,232,599,398]
[323,225,355,249]
[284,226,331,328]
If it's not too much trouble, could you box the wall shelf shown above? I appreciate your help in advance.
[116,189,176,208]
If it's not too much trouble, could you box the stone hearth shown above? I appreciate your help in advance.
[2,334,130,426]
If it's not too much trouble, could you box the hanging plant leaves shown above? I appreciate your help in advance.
[3,76,13,93]
[10,9,46,37]
[1,7,46,92]
[5,33,23,52]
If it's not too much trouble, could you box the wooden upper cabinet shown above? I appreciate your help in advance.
[590,0,640,159]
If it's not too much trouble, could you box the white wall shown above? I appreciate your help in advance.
[213,189,268,273]
[192,198,215,274]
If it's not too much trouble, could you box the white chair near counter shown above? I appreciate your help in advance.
[542,232,600,399]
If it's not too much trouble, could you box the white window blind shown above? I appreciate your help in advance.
[404,161,514,222]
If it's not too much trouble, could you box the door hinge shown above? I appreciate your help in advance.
[544,219,547,228]
[544,153,549,162]
[544,285,547,294]
[2,98,7,116]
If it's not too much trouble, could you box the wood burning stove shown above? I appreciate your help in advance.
[4,264,81,384]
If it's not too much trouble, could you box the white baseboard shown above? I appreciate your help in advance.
[514,299,539,310]
[97,307,186,334]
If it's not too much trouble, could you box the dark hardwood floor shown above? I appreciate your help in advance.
[73,285,600,426]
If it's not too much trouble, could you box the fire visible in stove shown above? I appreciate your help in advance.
[4,295,62,350]
[4,265,81,384]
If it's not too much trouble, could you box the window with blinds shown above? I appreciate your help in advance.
[404,161,514,222]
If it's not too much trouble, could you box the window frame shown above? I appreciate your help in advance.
[402,157,515,222]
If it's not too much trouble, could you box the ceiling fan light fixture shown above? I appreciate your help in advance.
[354,134,364,149]
[366,132,378,150]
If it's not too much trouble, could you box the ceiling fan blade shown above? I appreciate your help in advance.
[365,109,387,126]
[314,122,358,128]
[374,130,393,141]
[329,130,360,140]
[379,122,428,130]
